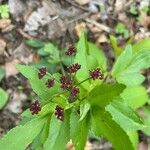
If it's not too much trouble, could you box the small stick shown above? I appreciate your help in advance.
[85,18,112,33]
[65,0,90,12]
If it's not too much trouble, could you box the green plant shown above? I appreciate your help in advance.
[0,4,10,19]
[0,33,150,150]
[115,22,129,39]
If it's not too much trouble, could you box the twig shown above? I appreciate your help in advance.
[17,28,34,39]
[85,18,112,33]
[65,0,90,12]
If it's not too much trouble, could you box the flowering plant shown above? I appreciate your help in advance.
[0,33,150,150]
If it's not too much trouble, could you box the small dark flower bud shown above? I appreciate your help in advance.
[55,105,64,121]
[89,68,104,80]
[46,79,55,88]
[38,67,46,79]
[65,45,76,56]
[30,100,41,115]
[60,75,73,90]
[68,87,80,103]
[68,63,81,73]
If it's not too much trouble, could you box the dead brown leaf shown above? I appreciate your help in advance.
[4,59,20,78]
[0,39,6,55]
[75,22,87,37]
[0,19,11,29]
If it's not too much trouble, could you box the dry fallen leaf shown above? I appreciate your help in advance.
[0,19,11,29]
[0,39,6,55]
[4,59,20,78]
[97,33,108,43]
[75,0,90,5]
[75,22,87,37]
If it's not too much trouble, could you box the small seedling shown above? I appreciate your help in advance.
[0,4,10,19]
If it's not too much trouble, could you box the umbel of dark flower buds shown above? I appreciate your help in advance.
[89,68,104,80]
[65,45,76,56]
[60,75,73,90]
[68,63,81,73]
[38,67,46,79]
[46,79,55,88]
[30,100,41,115]
[55,105,64,121]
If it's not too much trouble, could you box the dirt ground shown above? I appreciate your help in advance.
[0,0,150,149]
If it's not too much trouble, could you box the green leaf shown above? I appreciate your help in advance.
[88,83,125,108]
[110,35,122,57]
[25,39,45,48]
[80,102,90,121]
[0,68,5,81]
[32,116,51,149]
[142,108,150,136]
[112,45,132,77]
[0,117,46,150]
[91,107,134,150]
[129,5,138,15]
[88,42,107,71]
[0,88,8,109]
[121,86,149,109]
[112,44,150,86]
[115,23,129,39]
[16,65,62,103]
[75,33,91,89]
[44,110,70,150]
[44,43,60,64]
[133,38,150,53]
[70,110,89,150]
[75,32,107,90]
[106,100,144,131]
[127,131,138,150]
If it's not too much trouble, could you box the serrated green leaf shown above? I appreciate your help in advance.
[75,33,107,90]
[88,83,125,108]
[106,100,144,131]
[121,86,149,109]
[110,35,122,57]
[70,110,89,150]
[112,45,132,77]
[0,88,8,109]
[25,39,45,48]
[0,117,46,150]
[133,38,150,53]
[91,107,134,150]
[88,42,107,71]
[112,44,150,86]
[44,110,70,150]
[16,65,62,104]
[127,131,138,150]
[142,108,150,136]
[31,117,50,149]
[0,68,5,81]
[80,102,90,121]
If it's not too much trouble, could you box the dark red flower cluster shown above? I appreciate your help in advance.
[68,87,80,103]
[55,105,64,121]
[60,75,73,90]
[89,68,104,80]
[71,87,80,98]
[65,45,76,56]
[30,100,41,115]
[68,63,81,73]
[46,79,55,88]
[38,67,46,79]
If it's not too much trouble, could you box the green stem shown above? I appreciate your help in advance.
[75,77,91,87]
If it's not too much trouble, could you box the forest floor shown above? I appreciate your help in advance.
[0,0,150,149]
